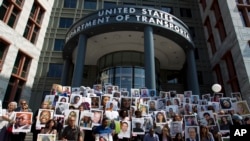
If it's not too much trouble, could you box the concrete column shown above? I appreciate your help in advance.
[61,58,70,86]
[71,34,87,87]
[144,26,156,90]
[186,48,200,95]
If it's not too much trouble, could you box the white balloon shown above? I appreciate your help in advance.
[211,84,222,93]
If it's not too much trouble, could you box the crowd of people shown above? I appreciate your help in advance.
[0,83,250,141]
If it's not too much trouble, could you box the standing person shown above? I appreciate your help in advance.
[31,101,50,141]
[158,127,172,141]
[0,101,17,141]
[93,117,113,141]
[11,100,32,141]
[60,116,83,141]
[143,128,159,141]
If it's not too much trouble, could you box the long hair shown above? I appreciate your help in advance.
[156,112,166,122]
[200,125,211,140]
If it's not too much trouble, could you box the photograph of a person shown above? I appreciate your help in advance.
[37,134,56,141]
[91,109,103,125]
[235,101,250,115]
[139,104,149,116]
[58,96,69,103]
[44,95,55,107]
[157,99,165,110]
[121,91,129,97]
[113,85,119,92]
[79,111,93,130]
[142,116,153,132]
[185,126,200,141]
[95,134,112,141]
[54,102,69,117]
[105,102,119,120]
[202,93,211,102]
[101,94,111,107]
[213,93,223,102]
[13,112,33,132]
[184,103,192,114]
[113,91,121,98]
[148,100,157,112]
[118,121,131,138]
[170,121,182,137]
[69,94,82,107]
[191,95,199,104]
[148,89,156,97]
[90,96,100,109]
[131,89,140,97]
[64,110,79,126]
[159,91,167,98]
[176,94,184,102]
[199,111,216,127]
[132,117,145,135]
[155,111,167,124]
[120,97,131,110]
[105,85,113,94]
[93,84,102,96]
[140,88,149,97]
[217,115,233,131]
[231,92,242,101]
[166,105,178,118]
[219,97,232,110]
[51,83,63,95]
[184,91,192,97]
[62,86,71,95]
[36,109,54,129]
[172,98,180,107]
[184,115,198,126]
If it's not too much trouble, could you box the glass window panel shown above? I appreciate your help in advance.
[113,52,122,66]
[47,63,63,77]
[54,39,64,51]
[105,54,112,67]
[84,0,97,9]
[59,18,73,28]
[103,1,117,9]
[161,6,173,14]
[64,0,77,8]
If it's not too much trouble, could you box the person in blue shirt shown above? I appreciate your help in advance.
[143,128,159,141]
[93,117,114,141]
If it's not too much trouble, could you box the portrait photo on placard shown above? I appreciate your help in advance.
[139,104,149,116]
[199,99,208,105]
[213,93,223,102]
[176,94,184,102]
[231,92,242,101]
[172,98,181,107]
[37,134,56,141]
[216,115,233,131]
[219,97,233,110]
[44,95,55,107]
[242,114,250,124]
[208,102,220,113]
[54,102,69,117]
[13,112,33,133]
[105,85,113,94]
[132,117,145,135]
[184,115,198,126]
[148,100,157,112]
[90,96,100,109]
[234,101,250,115]
[159,91,167,99]
[101,94,112,107]
[121,91,129,97]
[81,97,91,110]
[191,95,199,104]
[120,97,131,110]
[90,109,103,126]
[118,121,131,138]
[58,96,68,103]
[62,86,71,95]
[184,97,191,104]
[202,93,211,102]
[170,121,182,137]
[113,91,121,98]
[69,94,82,108]
[93,84,102,96]
[183,103,192,114]
[79,111,93,130]
[199,110,216,127]
[184,90,192,98]
[131,88,140,97]
[51,83,63,95]
[140,88,149,97]
[36,109,54,129]
[105,102,119,120]
[63,109,79,127]
[157,99,166,110]
[155,111,167,124]
[148,89,156,97]
[143,116,153,132]
[166,105,178,118]
[185,126,200,141]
